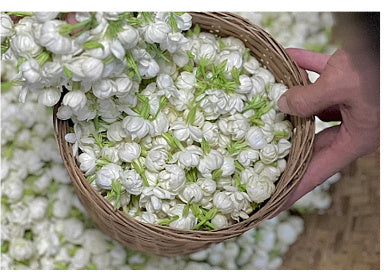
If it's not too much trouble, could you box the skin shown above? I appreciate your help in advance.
[275,47,379,212]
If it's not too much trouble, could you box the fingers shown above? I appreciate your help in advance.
[278,49,338,117]
[277,78,338,117]
[286,48,330,74]
[283,125,357,210]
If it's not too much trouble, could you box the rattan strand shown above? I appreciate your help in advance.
[53,12,315,257]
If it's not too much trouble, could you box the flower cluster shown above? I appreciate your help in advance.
[2,11,294,230]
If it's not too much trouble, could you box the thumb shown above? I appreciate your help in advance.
[277,77,338,117]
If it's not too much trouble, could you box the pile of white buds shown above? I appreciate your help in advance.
[2,11,292,230]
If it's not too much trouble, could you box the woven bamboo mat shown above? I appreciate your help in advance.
[280,150,380,269]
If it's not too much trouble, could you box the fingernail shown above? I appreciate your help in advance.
[278,95,290,113]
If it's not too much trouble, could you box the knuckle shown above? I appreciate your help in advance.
[287,92,313,117]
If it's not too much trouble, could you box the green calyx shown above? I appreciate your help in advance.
[63,66,73,79]
[191,204,218,230]
[125,52,141,81]
[195,58,240,95]
[134,93,151,119]
[109,179,125,210]
[146,43,170,62]
[1,79,23,92]
[227,139,249,155]
[168,12,179,33]
[162,132,185,151]
[273,130,290,142]
[1,241,9,253]
[35,50,52,66]
[200,137,211,156]
[185,168,198,183]
[158,215,179,226]
[7,12,33,16]
[1,37,10,54]
[211,168,223,180]
[131,160,149,187]
[83,40,104,50]
[233,172,246,192]
[148,95,168,121]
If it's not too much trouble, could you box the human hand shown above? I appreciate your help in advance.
[276,48,379,212]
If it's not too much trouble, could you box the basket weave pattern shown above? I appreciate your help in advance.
[53,12,315,257]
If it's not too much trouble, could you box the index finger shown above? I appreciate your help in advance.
[286,48,330,74]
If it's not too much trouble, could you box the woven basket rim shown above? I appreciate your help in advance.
[53,11,315,256]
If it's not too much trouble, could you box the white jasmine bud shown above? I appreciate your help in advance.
[213,191,234,214]
[170,120,203,143]
[143,21,170,44]
[117,25,139,49]
[202,121,219,147]
[122,115,154,140]
[158,164,186,194]
[100,145,120,164]
[115,77,133,96]
[215,50,243,72]
[92,79,116,99]
[37,87,61,107]
[39,20,73,54]
[255,67,275,85]
[211,214,229,229]
[246,178,275,203]
[168,204,197,230]
[10,32,42,58]
[117,142,141,163]
[151,112,169,136]
[247,75,266,99]
[246,126,267,150]
[95,163,123,190]
[176,71,196,90]
[19,59,41,84]
[138,58,160,79]
[66,57,104,82]
[62,90,87,111]
[259,143,279,164]
[217,114,249,141]
[237,149,260,168]
[121,169,143,195]
[197,178,217,196]
[179,183,203,203]
[28,197,48,221]
[78,147,97,175]
[9,238,34,261]
[236,74,253,94]
[243,55,261,74]
[197,150,224,178]
[277,138,292,159]
[220,157,235,177]
[198,89,229,120]
[161,32,190,53]
[177,145,203,169]
[107,121,127,142]
[145,145,169,172]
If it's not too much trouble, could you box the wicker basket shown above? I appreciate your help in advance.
[53,12,315,257]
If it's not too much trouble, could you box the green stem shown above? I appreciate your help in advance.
[59,16,93,36]
[149,95,167,121]
[131,160,149,187]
